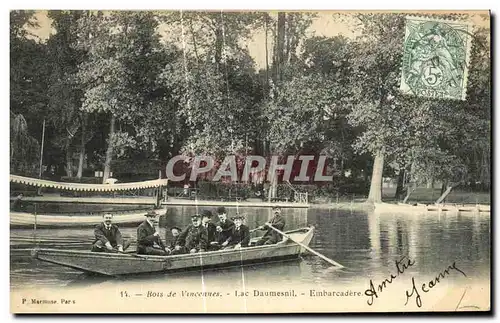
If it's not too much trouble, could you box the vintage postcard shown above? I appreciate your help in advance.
[9,9,491,313]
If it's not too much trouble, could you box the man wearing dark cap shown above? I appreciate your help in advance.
[255,206,286,245]
[91,213,130,252]
[175,214,208,254]
[201,210,219,250]
[221,214,250,249]
[137,210,169,255]
[215,206,234,244]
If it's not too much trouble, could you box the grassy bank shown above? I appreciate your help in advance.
[309,187,490,208]
[381,187,490,204]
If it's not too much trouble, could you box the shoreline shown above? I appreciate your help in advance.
[11,195,490,209]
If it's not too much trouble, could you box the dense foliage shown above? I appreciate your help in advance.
[10,11,490,202]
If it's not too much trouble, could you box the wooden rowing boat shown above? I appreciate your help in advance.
[31,227,316,276]
[10,208,167,228]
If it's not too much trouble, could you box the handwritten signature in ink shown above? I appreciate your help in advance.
[404,261,467,308]
[364,255,415,306]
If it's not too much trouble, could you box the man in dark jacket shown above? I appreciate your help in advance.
[215,206,234,244]
[11,193,24,212]
[91,213,130,252]
[221,214,250,249]
[137,210,169,255]
[255,206,286,245]
[175,214,208,254]
[201,209,219,250]
[166,226,182,251]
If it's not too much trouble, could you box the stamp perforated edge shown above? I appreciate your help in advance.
[400,15,475,101]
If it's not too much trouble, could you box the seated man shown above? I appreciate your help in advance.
[201,210,219,250]
[137,210,169,256]
[11,193,24,212]
[166,226,181,248]
[174,214,208,254]
[91,213,130,252]
[221,214,250,249]
[166,226,181,254]
[215,206,234,245]
[255,206,286,246]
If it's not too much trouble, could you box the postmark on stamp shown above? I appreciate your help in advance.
[400,16,473,101]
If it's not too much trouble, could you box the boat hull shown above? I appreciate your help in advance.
[374,202,491,214]
[32,227,316,276]
[10,209,166,228]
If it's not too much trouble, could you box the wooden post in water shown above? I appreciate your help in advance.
[37,120,46,196]
[33,202,38,247]
[38,119,46,179]
[155,170,162,208]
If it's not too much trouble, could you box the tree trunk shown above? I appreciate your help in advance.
[285,14,292,63]
[481,148,490,189]
[102,115,115,183]
[394,169,405,200]
[435,186,453,204]
[76,114,87,179]
[273,12,286,84]
[437,179,450,204]
[77,144,85,179]
[403,183,416,204]
[440,179,449,196]
[264,14,270,94]
[363,168,369,184]
[272,174,278,199]
[214,21,223,67]
[366,150,384,204]
[268,174,278,201]
[65,143,73,177]
[189,18,199,63]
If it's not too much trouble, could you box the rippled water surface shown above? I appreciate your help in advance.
[11,206,490,289]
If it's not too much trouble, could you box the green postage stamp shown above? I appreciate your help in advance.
[400,16,473,100]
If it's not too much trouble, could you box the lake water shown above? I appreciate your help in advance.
[10,206,490,293]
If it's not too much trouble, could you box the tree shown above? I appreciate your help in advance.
[394,21,491,201]
[46,11,88,177]
[159,12,266,159]
[10,10,49,141]
[10,112,40,176]
[265,35,355,155]
[76,11,175,182]
[348,13,490,203]
[10,11,48,177]
[345,14,409,203]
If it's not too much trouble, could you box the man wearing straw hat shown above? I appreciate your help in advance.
[137,210,169,255]
[91,213,130,253]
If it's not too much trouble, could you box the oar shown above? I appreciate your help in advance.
[266,224,344,268]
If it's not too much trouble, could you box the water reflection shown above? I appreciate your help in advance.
[367,212,382,272]
[10,206,490,288]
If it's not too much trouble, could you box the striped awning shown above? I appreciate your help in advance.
[10,175,168,192]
